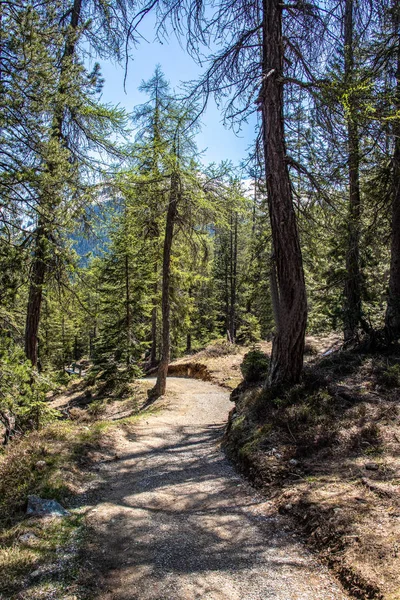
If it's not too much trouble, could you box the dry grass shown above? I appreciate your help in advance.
[0,419,92,598]
[171,338,265,389]
[0,513,84,599]
[170,335,341,390]
[0,378,156,599]
[225,348,400,599]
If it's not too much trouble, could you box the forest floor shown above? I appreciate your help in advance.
[166,334,341,390]
[1,366,348,600]
[69,376,349,599]
[221,341,400,600]
[1,336,398,599]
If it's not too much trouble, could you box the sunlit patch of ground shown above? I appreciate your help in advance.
[225,349,400,599]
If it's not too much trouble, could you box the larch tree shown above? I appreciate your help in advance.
[258,0,307,384]
[132,0,338,384]
[24,0,85,367]
[17,0,135,368]
[151,107,201,398]
[385,0,400,341]
[342,0,363,342]
[126,68,203,397]
[131,66,172,366]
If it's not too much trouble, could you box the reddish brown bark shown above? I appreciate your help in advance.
[385,3,400,341]
[261,0,307,385]
[343,0,362,343]
[24,227,46,366]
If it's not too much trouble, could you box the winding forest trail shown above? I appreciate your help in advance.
[85,377,348,600]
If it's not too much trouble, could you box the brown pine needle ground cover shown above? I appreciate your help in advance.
[167,335,341,390]
[168,338,270,390]
[224,344,400,600]
[1,336,398,599]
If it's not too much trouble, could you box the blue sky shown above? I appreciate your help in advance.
[96,17,257,168]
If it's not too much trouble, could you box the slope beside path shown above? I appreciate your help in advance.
[83,377,348,600]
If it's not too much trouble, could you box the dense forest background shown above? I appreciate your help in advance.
[1,0,400,436]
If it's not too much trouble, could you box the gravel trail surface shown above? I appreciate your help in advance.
[86,377,348,600]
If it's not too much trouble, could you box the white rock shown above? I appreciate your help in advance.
[19,532,38,545]
[26,495,70,518]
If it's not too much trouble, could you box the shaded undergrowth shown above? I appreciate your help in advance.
[224,349,400,599]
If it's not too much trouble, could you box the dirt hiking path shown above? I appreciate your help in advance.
[84,377,348,600]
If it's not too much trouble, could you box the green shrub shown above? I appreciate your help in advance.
[0,339,59,443]
[240,349,269,383]
[379,363,400,388]
[87,399,107,417]
[53,369,71,388]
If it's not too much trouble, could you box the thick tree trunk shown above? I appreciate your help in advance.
[261,0,307,386]
[25,225,46,366]
[385,3,400,341]
[343,0,362,343]
[269,255,280,332]
[151,171,179,398]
